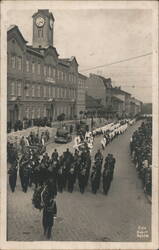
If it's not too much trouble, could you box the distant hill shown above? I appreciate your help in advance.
[141,103,152,114]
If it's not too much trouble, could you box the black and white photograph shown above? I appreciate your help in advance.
[0,0,158,249]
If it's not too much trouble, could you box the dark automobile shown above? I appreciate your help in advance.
[54,128,72,143]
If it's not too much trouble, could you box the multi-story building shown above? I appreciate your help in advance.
[85,94,103,117]
[85,74,113,118]
[111,96,124,118]
[76,73,87,117]
[130,97,142,117]
[111,87,131,118]
[7,9,86,127]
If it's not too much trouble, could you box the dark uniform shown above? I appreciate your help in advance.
[19,154,30,192]
[63,149,73,188]
[91,166,100,194]
[102,167,111,195]
[42,182,57,239]
[109,154,116,181]
[8,162,18,192]
[78,163,86,194]
[67,165,76,193]
[94,150,103,165]
[52,149,59,161]
[57,167,64,192]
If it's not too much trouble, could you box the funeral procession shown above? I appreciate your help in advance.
[6,9,152,242]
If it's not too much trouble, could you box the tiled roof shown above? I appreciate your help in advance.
[7,25,28,43]
[97,75,112,88]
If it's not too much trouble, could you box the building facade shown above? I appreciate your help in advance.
[76,73,87,117]
[130,97,142,117]
[7,9,86,127]
[85,74,113,118]
[111,87,131,118]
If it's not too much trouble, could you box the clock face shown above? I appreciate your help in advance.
[50,18,53,29]
[36,16,45,27]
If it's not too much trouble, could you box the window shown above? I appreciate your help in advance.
[32,84,35,97]
[25,83,30,97]
[44,107,46,117]
[37,85,40,97]
[58,88,61,98]
[49,85,51,98]
[44,65,47,76]
[25,107,29,119]
[57,87,59,98]
[11,55,16,69]
[32,62,35,73]
[43,85,47,97]
[48,66,52,77]
[38,29,43,37]
[65,73,67,81]
[10,81,15,95]
[52,68,56,79]
[17,81,22,96]
[61,72,64,81]
[31,109,35,119]
[17,57,22,71]
[69,74,71,82]
[26,60,29,72]
[37,107,41,118]
[57,70,60,80]
[37,63,41,75]
[74,75,76,83]
[62,88,64,98]
[52,87,55,98]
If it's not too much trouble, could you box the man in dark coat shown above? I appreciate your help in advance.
[102,167,112,195]
[95,149,103,165]
[52,149,59,161]
[109,154,116,181]
[42,179,57,239]
[57,166,64,193]
[8,162,18,192]
[67,164,76,193]
[78,164,86,194]
[19,154,30,192]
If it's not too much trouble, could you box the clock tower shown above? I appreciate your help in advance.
[32,9,54,48]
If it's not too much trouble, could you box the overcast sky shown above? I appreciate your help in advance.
[7,7,153,103]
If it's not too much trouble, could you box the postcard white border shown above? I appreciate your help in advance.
[0,1,158,249]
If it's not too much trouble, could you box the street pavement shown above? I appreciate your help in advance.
[7,121,151,242]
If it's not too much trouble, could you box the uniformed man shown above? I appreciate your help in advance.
[85,150,91,186]
[8,161,18,192]
[41,179,57,239]
[67,163,76,193]
[52,149,59,161]
[19,154,30,192]
[94,149,103,165]
[57,166,64,193]
[91,166,100,194]
[109,154,116,181]
[102,165,112,195]
[78,164,86,194]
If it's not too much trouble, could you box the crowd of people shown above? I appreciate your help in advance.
[130,118,152,196]
[8,142,116,239]
[8,117,148,239]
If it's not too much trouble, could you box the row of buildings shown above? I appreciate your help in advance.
[7,9,142,128]
[85,74,142,119]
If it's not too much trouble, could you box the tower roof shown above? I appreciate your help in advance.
[32,9,55,21]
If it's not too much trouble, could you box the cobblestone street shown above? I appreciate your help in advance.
[7,121,151,242]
